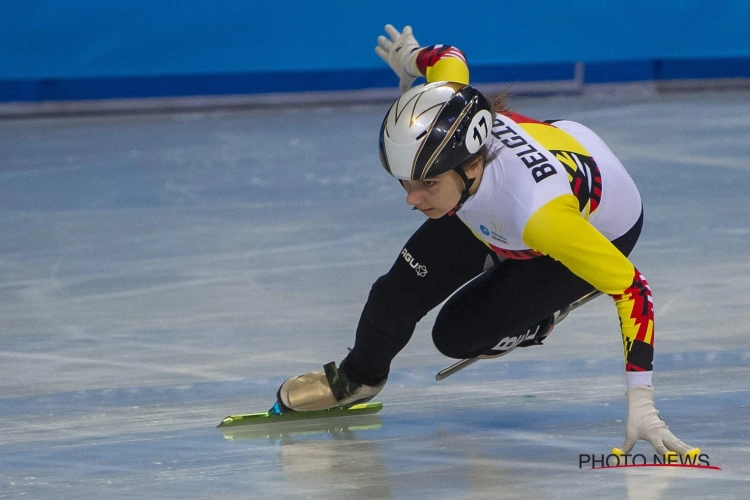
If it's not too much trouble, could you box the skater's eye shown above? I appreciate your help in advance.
[422,180,437,188]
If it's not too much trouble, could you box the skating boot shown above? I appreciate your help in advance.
[277,361,386,412]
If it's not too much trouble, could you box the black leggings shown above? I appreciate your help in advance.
[341,211,643,386]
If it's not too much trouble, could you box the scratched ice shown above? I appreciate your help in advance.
[1,88,748,499]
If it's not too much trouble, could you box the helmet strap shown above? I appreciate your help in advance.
[448,166,475,215]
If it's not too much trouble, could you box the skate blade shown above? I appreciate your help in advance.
[218,414,383,441]
[217,401,383,428]
[435,357,481,381]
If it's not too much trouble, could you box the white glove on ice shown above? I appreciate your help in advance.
[613,386,699,457]
[375,24,422,92]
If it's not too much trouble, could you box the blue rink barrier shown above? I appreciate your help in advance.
[2,0,750,104]
[2,57,750,104]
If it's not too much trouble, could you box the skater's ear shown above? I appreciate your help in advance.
[461,154,484,176]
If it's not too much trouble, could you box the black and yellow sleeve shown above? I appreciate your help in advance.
[522,194,654,371]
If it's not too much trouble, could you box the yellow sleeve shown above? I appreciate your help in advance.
[414,45,470,85]
[522,194,655,371]
[425,57,469,85]
[522,194,634,293]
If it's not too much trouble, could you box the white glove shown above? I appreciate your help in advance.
[613,386,699,457]
[375,24,422,92]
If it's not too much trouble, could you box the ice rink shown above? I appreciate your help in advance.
[1,87,749,499]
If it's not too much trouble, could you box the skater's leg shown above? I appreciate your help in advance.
[433,256,592,359]
[433,212,643,359]
[279,215,496,411]
[341,215,497,385]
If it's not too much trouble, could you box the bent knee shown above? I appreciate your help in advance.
[432,312,485,359]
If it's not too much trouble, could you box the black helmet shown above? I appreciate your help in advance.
[379,81,493,181]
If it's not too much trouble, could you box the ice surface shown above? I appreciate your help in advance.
[1,89,749,499]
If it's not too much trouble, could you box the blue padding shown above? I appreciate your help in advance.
[656,58,750,80]
[470,63,577,84]
[584,61,657,83]
[0,69,398,102]
[2,58,749,103]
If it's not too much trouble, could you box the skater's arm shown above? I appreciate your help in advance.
[521,194,654,373]
[523,188,700,458]
[415,45,470,85]
[376,24,469,90]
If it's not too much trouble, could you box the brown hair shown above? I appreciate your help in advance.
[489,91,509,114]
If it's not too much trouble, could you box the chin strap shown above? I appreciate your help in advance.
[447,166,475,216]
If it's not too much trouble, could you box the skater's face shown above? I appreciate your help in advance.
[401,157,483,219]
